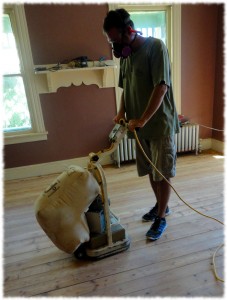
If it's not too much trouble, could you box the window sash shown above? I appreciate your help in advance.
[3,4,48,145]
[3,74,32,132]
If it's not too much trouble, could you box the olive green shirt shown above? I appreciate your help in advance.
[119,37,180,139]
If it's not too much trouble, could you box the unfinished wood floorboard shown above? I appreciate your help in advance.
[4,152,224,297]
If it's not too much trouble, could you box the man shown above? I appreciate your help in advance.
[103,9,180,240]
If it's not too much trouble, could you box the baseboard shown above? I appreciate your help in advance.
[199,138,224,153]
[199,138,212,151]
[4,155,113,181]
[211,138,225,153]
[4,138,224,181]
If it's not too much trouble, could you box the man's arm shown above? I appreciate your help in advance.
[128,84,167,131]
[113,91,126,123]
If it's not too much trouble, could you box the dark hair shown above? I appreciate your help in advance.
[103,8,134,33]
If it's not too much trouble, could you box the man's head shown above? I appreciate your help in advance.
[103,9,134,36]
[103,9,136,58]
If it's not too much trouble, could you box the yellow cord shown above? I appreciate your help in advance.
[212,244,224,282]
[133,129,224,282]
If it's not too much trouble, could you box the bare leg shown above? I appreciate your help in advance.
[149,174,171,218]
[148,174,159,201]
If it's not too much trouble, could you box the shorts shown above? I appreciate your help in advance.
[136,135,177,182]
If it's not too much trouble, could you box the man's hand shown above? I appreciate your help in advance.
[128,119,145,132]
[113,112,125,124]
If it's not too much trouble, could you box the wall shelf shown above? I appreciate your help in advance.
[34,61,117,93]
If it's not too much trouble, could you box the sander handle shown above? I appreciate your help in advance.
[89,120,128,164]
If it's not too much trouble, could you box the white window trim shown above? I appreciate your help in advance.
[108,4,181,114]
[3,4,48,145]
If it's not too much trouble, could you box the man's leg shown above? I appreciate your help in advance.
[149,174,171,218]
[148,173,159,201]
[146,175,171,240]
[136,136,175,226]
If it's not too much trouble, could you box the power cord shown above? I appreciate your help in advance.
[197,124,224,132]
[133,129,224,283]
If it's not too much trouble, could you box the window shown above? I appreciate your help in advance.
[2,5,47,145]
[3,13,32,132]
[130,11,167,44]
[109,4,181,113]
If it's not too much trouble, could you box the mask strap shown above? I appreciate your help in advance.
[129,28,143,35]
[130,33,138,46]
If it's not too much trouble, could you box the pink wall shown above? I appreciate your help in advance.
[4,4,116,168]
[25,4,112,64]
[4,4,224,169]
[5,85,116,167]
[181,4,224,140]
[212,5,224,142]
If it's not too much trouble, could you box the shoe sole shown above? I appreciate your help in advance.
[146,233,163,240]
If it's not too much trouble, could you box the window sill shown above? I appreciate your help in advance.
[4,131,48,145]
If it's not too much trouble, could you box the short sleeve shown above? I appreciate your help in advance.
[149,39,171,88]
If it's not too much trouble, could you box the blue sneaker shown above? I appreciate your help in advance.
[146,217,167,240]
[142,204,170,222]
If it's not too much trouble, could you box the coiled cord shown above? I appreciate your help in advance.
[133,129,224,282]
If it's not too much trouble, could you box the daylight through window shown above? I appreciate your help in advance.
[2,13,32,133]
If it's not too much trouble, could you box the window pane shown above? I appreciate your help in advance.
[3,76,32,132]
[2,14,20,74]
[2,12,32,133]
[130,11,166,44]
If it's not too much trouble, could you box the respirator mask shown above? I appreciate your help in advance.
[112,41,134,59]
[112,28,142,59]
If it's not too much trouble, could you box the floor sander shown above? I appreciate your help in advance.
[35,121,130,260]
[75,121,130,259]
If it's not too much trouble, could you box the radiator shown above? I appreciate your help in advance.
[175,123,199,154]
[112,123,200,167]
[112,135,136,167]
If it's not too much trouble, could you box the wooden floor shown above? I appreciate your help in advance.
[4,151,224,297]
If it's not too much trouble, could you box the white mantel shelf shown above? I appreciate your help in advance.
[34,61,117,93]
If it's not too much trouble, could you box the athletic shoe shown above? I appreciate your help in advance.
[146,217,167,240]
[142,203,170,222]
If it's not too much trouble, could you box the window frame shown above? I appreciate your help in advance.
[3,4,48,145]
[109,3,181,114]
